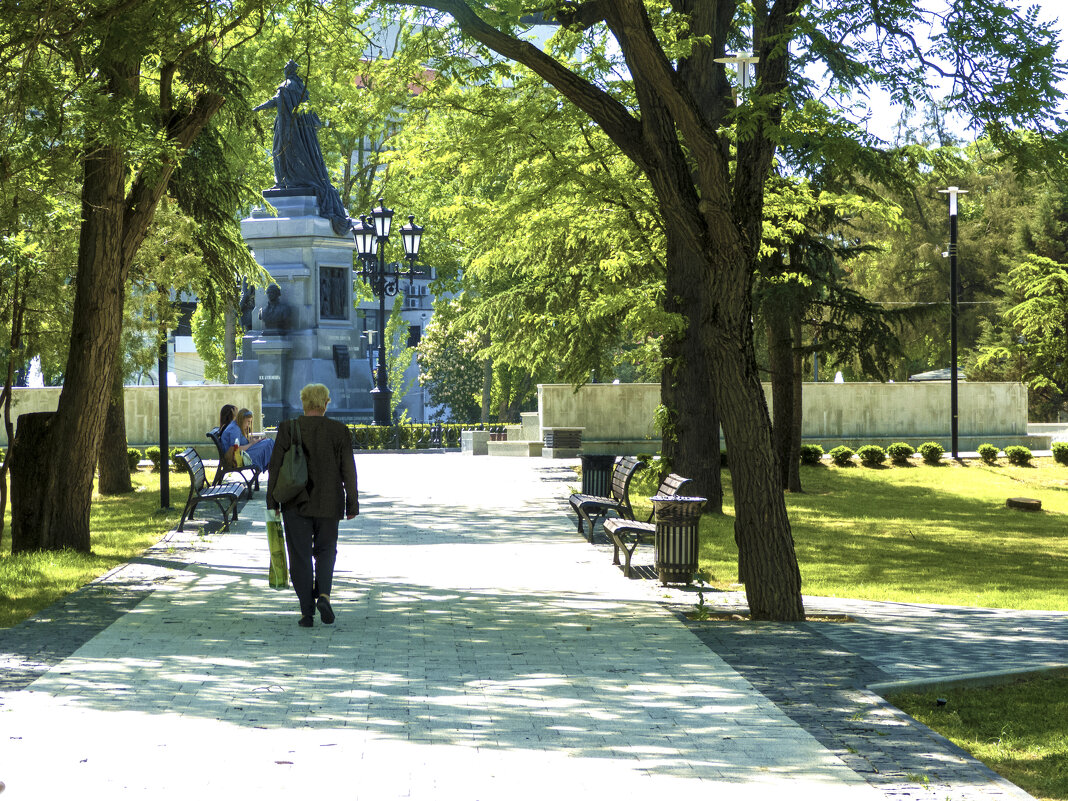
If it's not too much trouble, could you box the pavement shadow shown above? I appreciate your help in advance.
[20,563,859,785]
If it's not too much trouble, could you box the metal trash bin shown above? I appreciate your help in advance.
[652,495,706,585]
[580,454,617,496]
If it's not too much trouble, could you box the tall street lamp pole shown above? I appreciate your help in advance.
[352,199,423,427]
[939,186,967,459]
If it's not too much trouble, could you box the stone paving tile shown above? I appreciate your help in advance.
[681,619,1042,801]
[0,453,1063,800]
[0,455,879,801]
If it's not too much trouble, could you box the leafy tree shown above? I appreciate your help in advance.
[975,255,1068,418]
[384,291,418,421]
[417,299,483,421]
[387,72,668,386]
[2,0,266,552]
[376,0,1065,620]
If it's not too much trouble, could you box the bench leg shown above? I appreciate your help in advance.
[178,498,198,532]
[622,540,641,578]
[579,509,598,542]
[211,498,232,531]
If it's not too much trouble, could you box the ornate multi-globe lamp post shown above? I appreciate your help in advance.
[351,199,423,426]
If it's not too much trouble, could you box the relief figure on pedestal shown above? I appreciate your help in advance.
[259,284,291,332]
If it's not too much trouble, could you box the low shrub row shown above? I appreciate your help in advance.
[347,422,474,450]
[125,446,189,473]
[801,441,1045,467]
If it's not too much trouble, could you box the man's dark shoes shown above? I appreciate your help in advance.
[298,615,313,628]
[316,595,335,624]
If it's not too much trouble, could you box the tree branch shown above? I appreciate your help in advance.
[121,92,225,269]
[376,0,648,169]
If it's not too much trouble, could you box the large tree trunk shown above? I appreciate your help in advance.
[12,131,129,552]
[704,231,805,621]
[716,331,804,618]
[789,314,804,490]
[660,240,723,514]
[767,295,799,491]
[98,365,133,494]
[9,63,224,552]
[11,413,59,552]
[224,305,237,384]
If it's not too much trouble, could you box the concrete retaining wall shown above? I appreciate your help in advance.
[2,385,263,448]
[538,381,1031,451]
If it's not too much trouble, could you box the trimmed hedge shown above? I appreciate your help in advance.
[1052,441,1068,465]
[918,441,944,465]
[127,447,142,473]
[347,423,474,450]
[799,444,824,466]
[1005,445,1033,466]
[145,446,162,472]
[829,446,855,466]
[977,443,999,464]
[887,442,914,464]
[857,445,887,467]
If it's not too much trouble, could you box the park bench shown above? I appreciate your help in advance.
[568,455,646,541]
[174,448,247,532]
[207,426,259,496]
[603,473,694,577]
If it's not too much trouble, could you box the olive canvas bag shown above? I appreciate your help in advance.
[273,418,308,503]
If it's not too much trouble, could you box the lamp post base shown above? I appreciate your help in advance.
[371,386,392,427]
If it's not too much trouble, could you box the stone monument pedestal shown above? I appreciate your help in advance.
[236,190,373,425]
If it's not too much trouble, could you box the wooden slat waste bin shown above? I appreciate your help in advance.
[580,454,617,497]
[652,495,706,585]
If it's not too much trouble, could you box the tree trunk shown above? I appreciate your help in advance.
[789,314,804,491]
[13,130,129,552]
[481,350,491,426]
[98,365,133,494]
[660,298,723,513]
[8,60,224,552]
[767,302,797,491]
[224,305,237,384]
[11,412,61,552]
[702,235,805,621]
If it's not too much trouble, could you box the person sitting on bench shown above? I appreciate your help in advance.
[220,407,275,475]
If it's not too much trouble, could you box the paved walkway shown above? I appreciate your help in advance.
[1,454,1065,800]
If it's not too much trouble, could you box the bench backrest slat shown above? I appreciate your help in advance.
[206,428,226,459]
[176,448,207,492]
[656,473,693,498]
[608,456,643,500]
[605,456,646,520]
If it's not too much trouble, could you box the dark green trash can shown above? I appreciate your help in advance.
[580,454,617,497]
[652,496,706,585]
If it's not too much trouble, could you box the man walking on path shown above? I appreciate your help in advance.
[267,383,358,628]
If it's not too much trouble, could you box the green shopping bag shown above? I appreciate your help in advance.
[265,508,289,589]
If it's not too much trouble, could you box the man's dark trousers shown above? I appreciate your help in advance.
[282,513,339,617]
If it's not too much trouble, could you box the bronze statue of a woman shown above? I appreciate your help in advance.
[254,61,351,236]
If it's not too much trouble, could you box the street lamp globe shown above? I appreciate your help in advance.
[370,198,394,240]
[351,215,376,258]
[401,215,424,261]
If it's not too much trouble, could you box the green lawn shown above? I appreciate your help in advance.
[632,457,1068,610]
[632,456,1068,801]
[0,471,182,627]
[889,670,1068,801]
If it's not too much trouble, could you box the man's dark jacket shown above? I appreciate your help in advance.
[267,415,358,518]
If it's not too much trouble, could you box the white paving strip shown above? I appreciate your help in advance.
[0,454,881,800]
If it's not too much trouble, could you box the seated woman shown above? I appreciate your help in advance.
[220,407,275,475]
[219,404,236,433]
